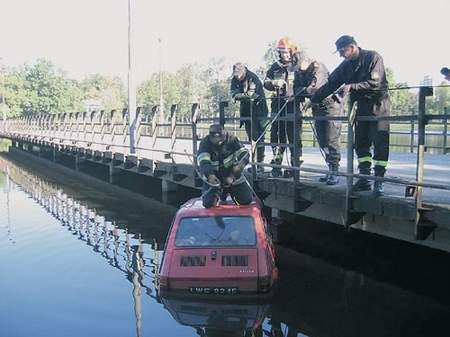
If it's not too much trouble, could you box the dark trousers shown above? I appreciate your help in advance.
[313,103,341,167]
[270,99,302,164]
[244,118,265,163]
[355,98,390,176]
[202,181,253,208]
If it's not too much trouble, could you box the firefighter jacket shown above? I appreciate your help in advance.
[294,61,341,114]
[230,70,268,118]
[311,48,389,115]
[264,61,296,99]
[197,133,249,185]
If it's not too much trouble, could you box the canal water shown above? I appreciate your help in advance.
[1,153,450,337]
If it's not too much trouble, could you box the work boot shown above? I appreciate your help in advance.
[319,174,329,182]
[270,157,283,177]
[353,178,371,192]
[326,164,340,185]
[373,165,386,196]
[373,181,385,196]
[283,169,293,178]
[270,167,282,177]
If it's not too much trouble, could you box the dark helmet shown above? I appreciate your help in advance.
[209,124,225,145]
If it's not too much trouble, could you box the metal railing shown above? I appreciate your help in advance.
[1,86,450,235]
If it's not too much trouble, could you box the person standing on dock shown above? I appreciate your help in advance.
[295,55,343,185]
[264,37,302,178]
[197,124,253,208]
[230,62,268,174]
[311,35,390,196]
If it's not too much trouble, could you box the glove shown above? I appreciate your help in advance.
[232,164,245,175]
[272,79,286,89]
[302,101,312,111]
[306,84,317,94]
[207,174,220,186]
[223,176,234,188]
[234,93,248,101]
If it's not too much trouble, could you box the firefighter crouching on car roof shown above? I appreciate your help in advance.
[197,124,253,208]
[264,37,303,178]
[311,35,390,196]
[230,62,269,175]
[295,55,343,185]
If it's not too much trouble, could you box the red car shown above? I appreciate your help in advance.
[158,197,278,296]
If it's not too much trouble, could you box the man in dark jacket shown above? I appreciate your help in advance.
[264,37,302,178]
[294,55,342,185]
[311,35,390,196]
[230,63,268,173]
[197,124,253,208]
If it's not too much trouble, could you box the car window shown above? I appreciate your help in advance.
[175,216,256,247]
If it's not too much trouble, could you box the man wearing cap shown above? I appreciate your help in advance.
[230,63,268,174]
[311,35,390,196]
[197,124,253,208]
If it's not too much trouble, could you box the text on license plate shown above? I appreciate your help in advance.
[188,286,238,295]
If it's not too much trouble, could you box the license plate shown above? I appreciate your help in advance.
[188,286,238,295]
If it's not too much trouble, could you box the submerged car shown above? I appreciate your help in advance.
[158,197,278,296]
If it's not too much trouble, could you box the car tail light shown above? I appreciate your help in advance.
[159,276,169,288]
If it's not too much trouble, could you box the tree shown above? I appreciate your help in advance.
[22,59,83,114]
[386,68,416,115]
[79,74,126,113]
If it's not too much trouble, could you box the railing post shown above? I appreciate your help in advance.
[135,107,142,153]
[250,98,257,181]
[293,106,301,183]
[414,86,433,239]
[150,105,159,160]
[99,110,105,143]
[443,107,448,154]
[410,115,415,153]
[110,110,116,149]
[219,101,228,127]
[191,103,200,161]
[344,100,356,227]
[170,104,177,161]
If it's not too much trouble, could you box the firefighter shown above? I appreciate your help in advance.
[230,62,268,174]
[264,37,302,178]
[197,124,253,208]
[295,55,342,185]
[311,35,390,196]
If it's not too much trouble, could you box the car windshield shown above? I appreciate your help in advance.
[175,216,256,247]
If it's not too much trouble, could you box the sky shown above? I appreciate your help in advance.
[1,0,449,86]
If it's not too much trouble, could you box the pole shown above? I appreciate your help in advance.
[128,0,136,153]
[1,58,6,132]
[158,38,164,125]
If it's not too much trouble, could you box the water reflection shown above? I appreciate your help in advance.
[1,155,449,337]
[160,296,269,337]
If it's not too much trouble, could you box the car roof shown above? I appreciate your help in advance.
[176,197,262,218]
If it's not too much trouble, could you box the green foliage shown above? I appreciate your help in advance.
[386,68,416,115]
[4,59,83,116]
[137,60,230,121]
[79,74,126,113]
[2,49,447,122]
